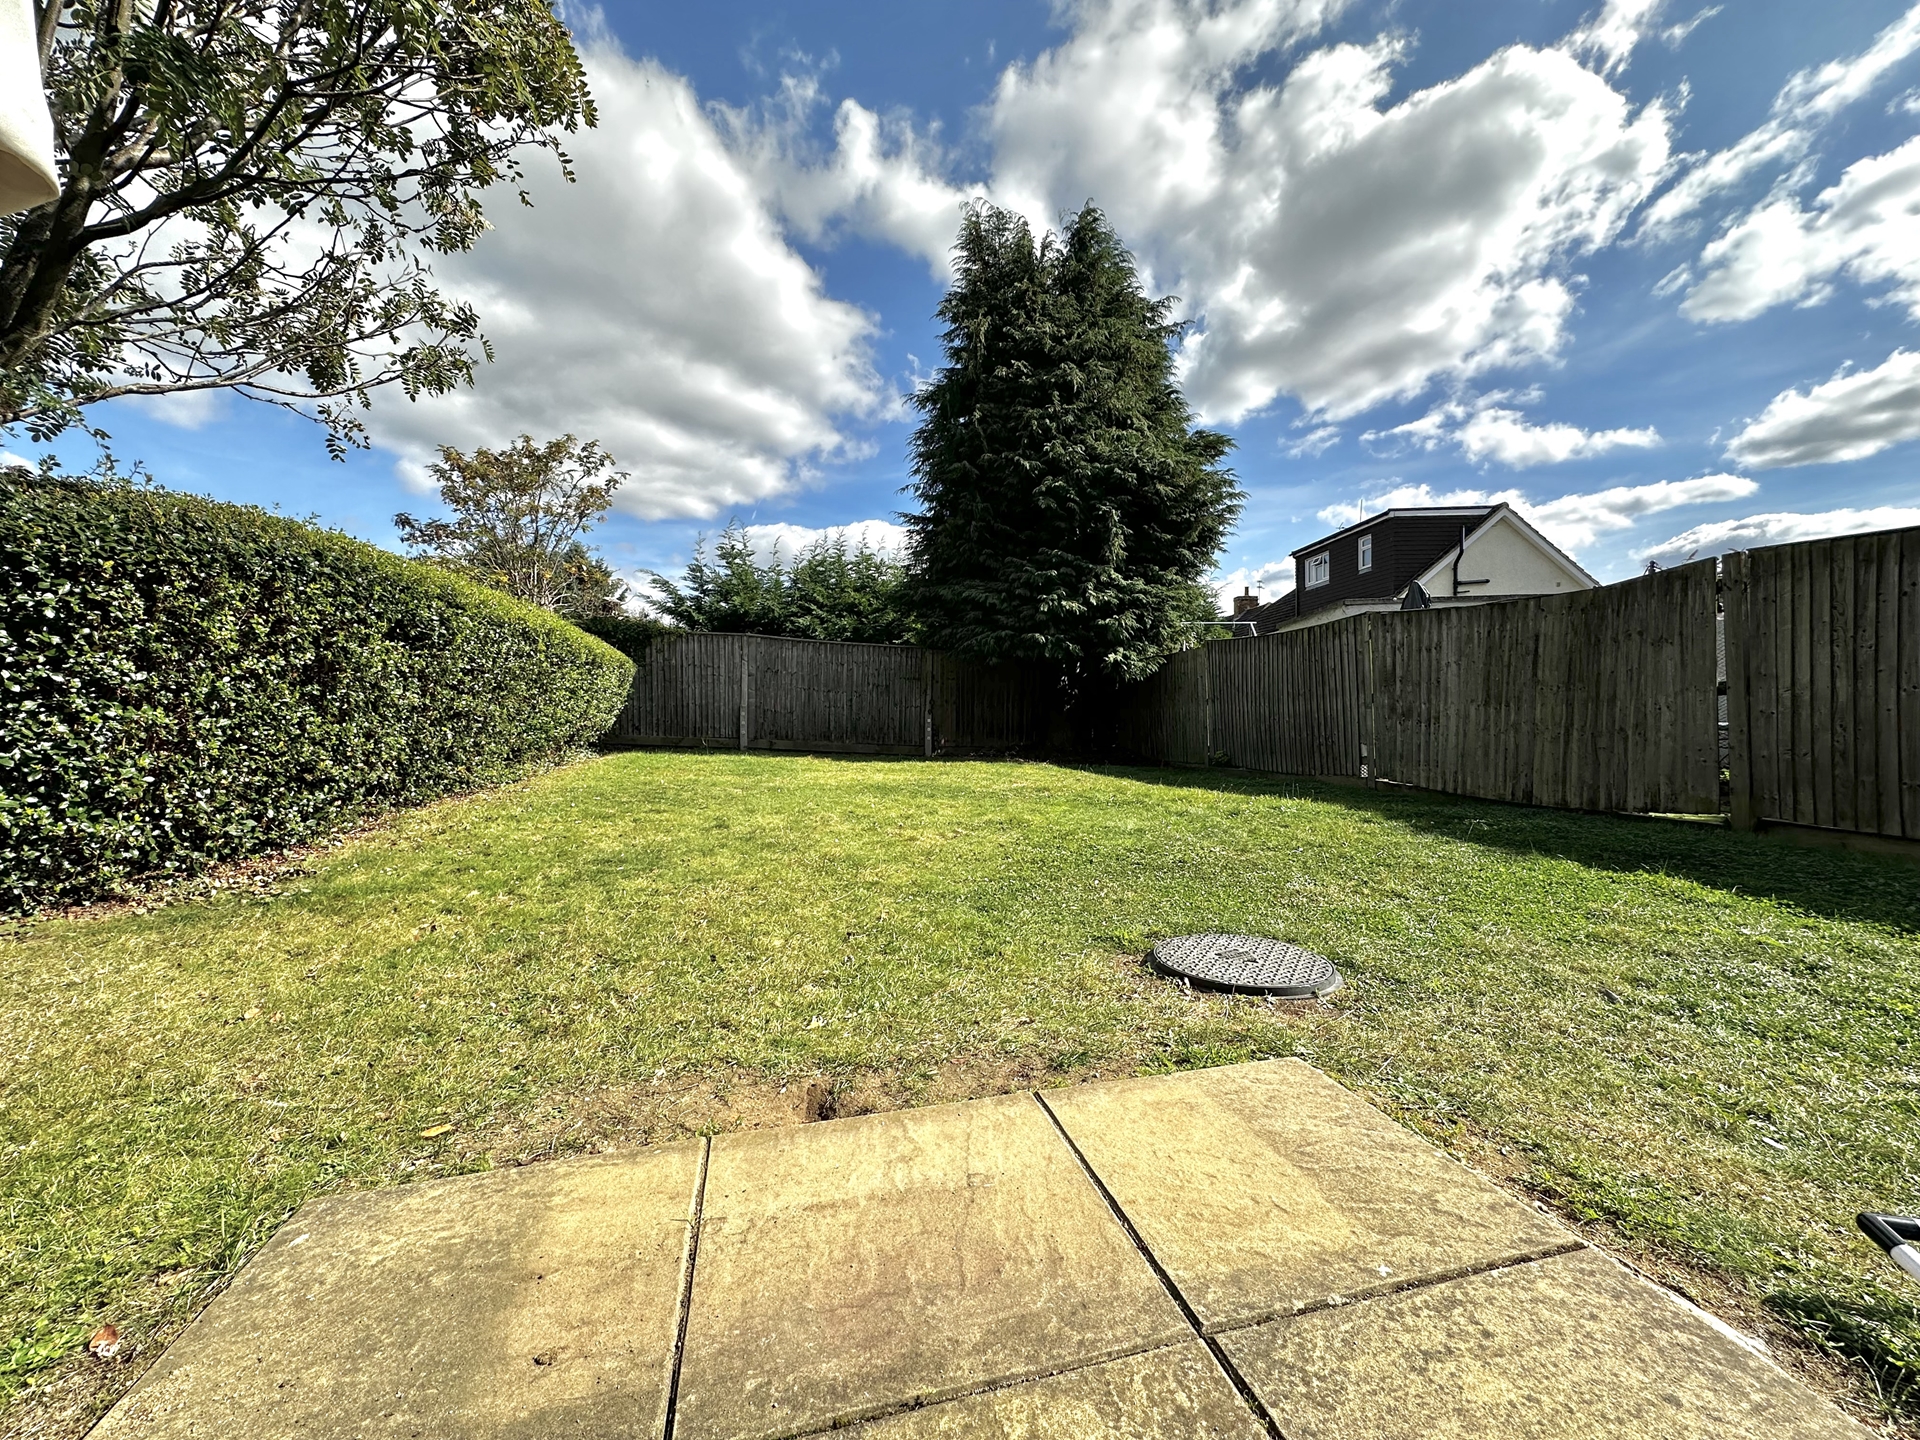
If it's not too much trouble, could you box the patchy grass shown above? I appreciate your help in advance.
[4,751,1917,1434]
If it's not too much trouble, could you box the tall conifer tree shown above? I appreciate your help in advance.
[903,203,1240,691]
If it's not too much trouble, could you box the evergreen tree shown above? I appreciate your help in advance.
[648,523,912,644]
[903,203,1240,690]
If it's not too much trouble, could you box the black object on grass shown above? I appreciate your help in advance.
[1857,1213,1920,1282]
[1150,934,1342,998]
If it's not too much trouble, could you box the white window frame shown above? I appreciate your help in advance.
[1358,534,1373,572]
[1304,551,1331,588]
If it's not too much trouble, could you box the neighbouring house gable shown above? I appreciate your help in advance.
[1233,504,1596,636]
[1289,507,1498,618]
[1412,507,1597,600]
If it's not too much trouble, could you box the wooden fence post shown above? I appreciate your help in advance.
[1723,552,1757,830]
[1359,614,1375,783]
[739,636,751,752]
[1204,640,1217,764]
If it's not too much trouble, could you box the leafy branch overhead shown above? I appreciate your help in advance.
[395,433,628,619]
[0,0,595,453]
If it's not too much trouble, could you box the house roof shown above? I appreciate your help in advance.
[1288,506,1498,562]
[1414,504,1599,590]
[1234,589,1299,633]
[1229,503,1595,635]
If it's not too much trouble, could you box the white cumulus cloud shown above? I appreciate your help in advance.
[1213,556,1297,612]
[1635,506,1920,563]
[1316,473,1755,552]
[1682,135,1920,323]
[1660,7,1721,48]
[1725,349,1920,468]
[1643,4,1920,236]
[1567,0,1669,76]
[124,389,228,431]
[1316,482,1499,530]
[747,0,1671,427]
[1286,425,1342,458]
[1527,474,1757,549]
[733,519,909,564]
[1172,42,1670,422]
[720,74,981,276]
[1364,390,1661,466]
[367,42,890,522]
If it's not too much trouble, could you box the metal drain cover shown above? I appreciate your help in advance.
[1150,933,1341,997]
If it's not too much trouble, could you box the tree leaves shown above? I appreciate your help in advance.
[0,0,595,451]
[647,522,913,645]
[393,433,627,618]
[903,203,1241,692]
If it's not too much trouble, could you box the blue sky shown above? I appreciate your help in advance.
[15,0,1920,608]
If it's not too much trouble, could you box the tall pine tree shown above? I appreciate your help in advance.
[903,203,1240,692]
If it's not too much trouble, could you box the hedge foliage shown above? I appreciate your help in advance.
[573,613,667,662]
[0,476,635,911]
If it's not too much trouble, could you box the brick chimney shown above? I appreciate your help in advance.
[1232,588,1259,618]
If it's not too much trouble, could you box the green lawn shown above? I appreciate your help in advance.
[5,750,1918,1432]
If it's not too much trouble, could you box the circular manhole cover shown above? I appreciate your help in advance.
[1149,933,1341,998]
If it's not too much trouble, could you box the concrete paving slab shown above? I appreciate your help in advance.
[826,1342,1266,1440]
[91,1142,703,1440]
[1220,1247,1872,1440]
[1043,1059,1573,1331]
[672,1092,1190,1440]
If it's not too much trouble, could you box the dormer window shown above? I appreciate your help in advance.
[1358,534,1373,572]
[1304,551,1330,588]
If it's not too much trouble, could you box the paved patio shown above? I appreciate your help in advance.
[92,1060,1868,1439]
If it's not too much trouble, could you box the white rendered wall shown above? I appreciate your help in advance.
[1424,516,1591,598]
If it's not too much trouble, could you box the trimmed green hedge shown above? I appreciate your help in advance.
[0,476,635,911]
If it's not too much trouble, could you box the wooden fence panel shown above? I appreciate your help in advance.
[1105,646,1208,764]
[1363,563,1719,814]
[746,637,926,752]
[929,653,1056,752]
[607,527,1920,836]
[616,631,746,745]
[1905,527,1920,838]
[1185,619,1367,777]
[1725,526,1920,838]
[612,633,1059,755]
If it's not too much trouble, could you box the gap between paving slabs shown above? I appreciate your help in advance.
[86,1060,1876,1440]
[660,1079,1620,1440]
[677,1061,1869,1440]
[665,1088,1196,1440]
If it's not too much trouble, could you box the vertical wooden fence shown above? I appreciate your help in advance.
[1105,646,1209,764]
[612,633,1055,755]
[1104,563,1720,814]
[928,652,1059,753]
[1366,561,1722,814]
[1208,618,1372,778]
[607,526,1917,838]
[1724,528,1920,839]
